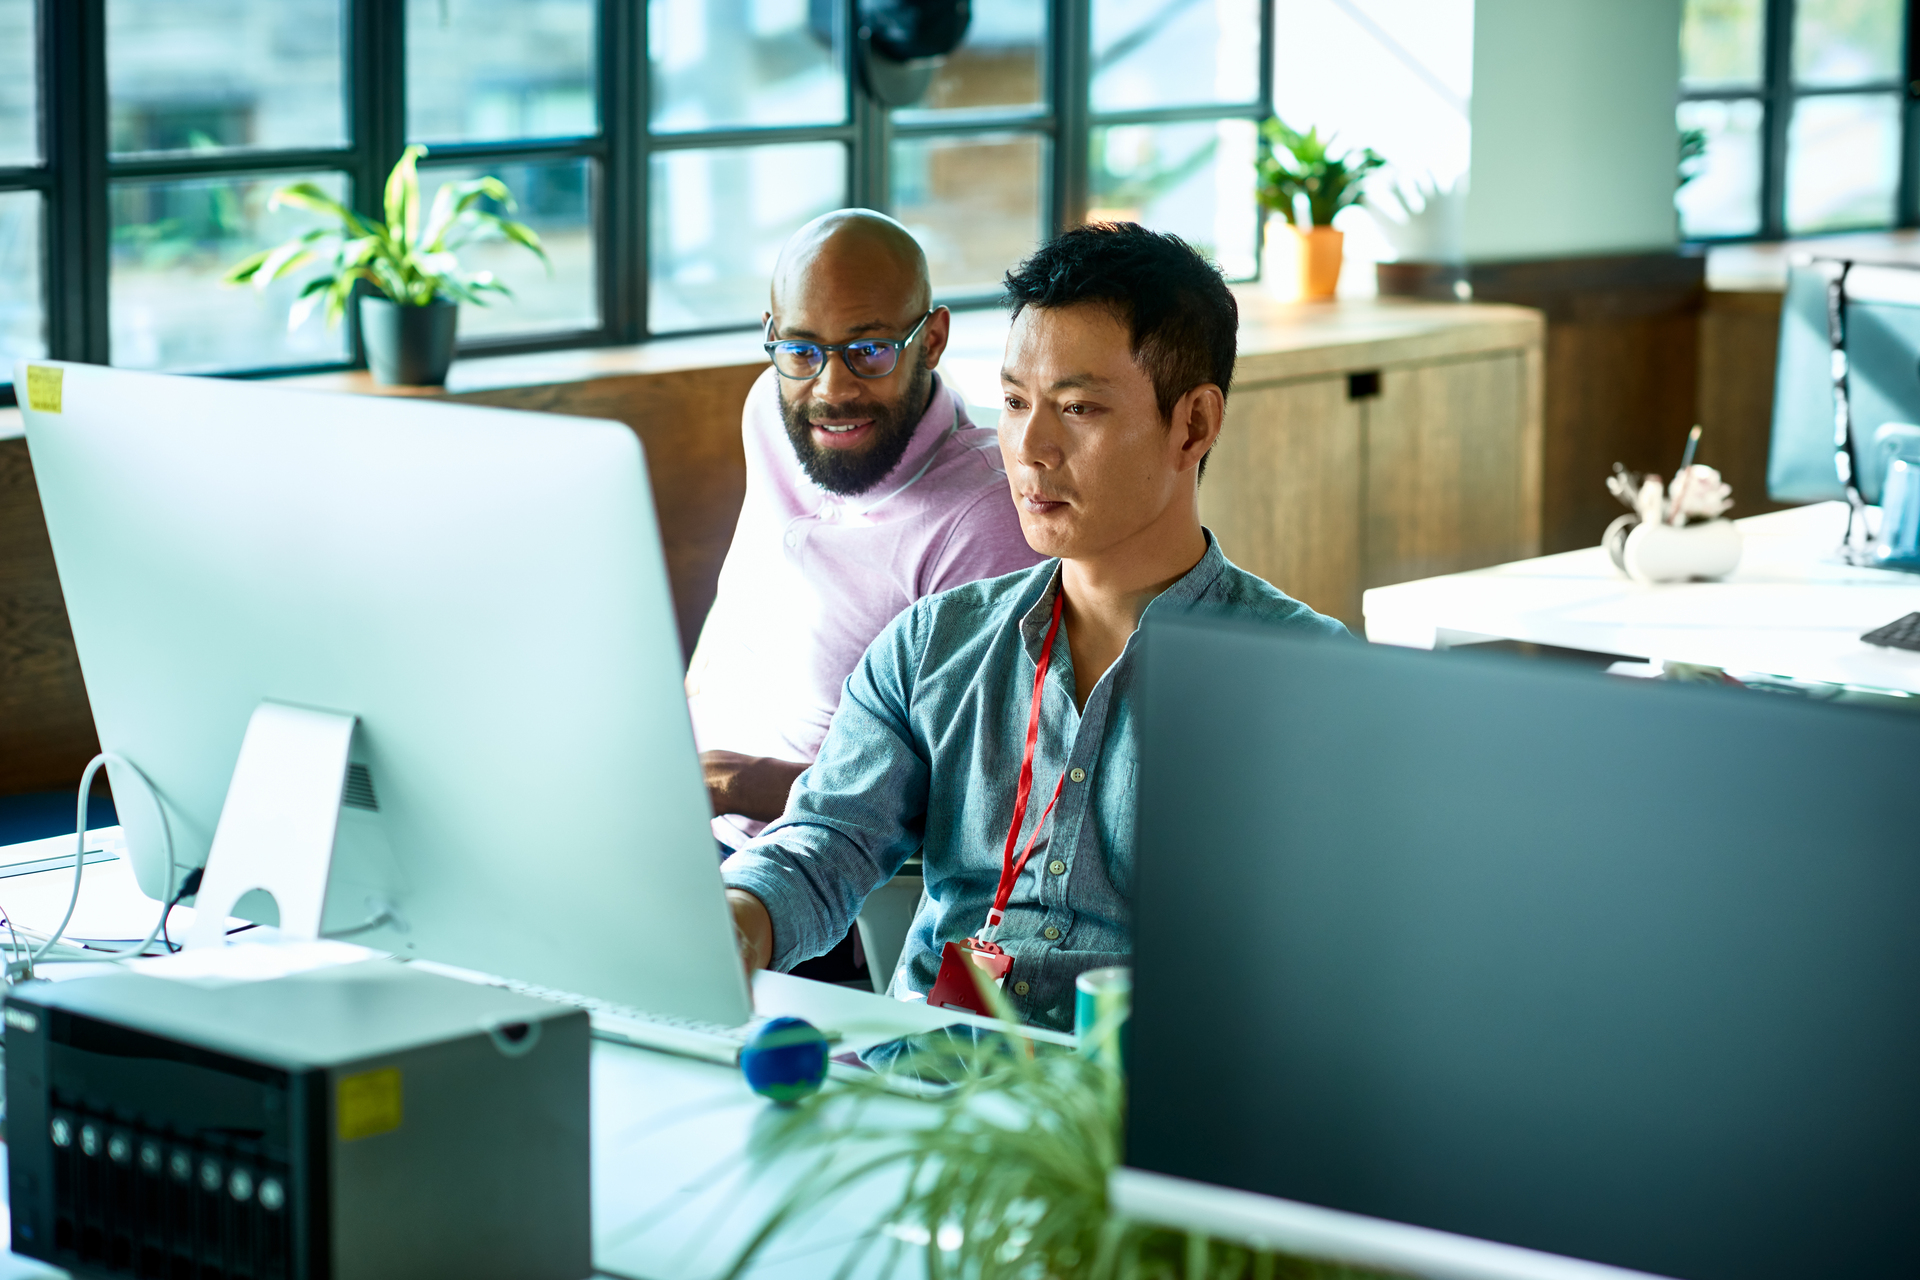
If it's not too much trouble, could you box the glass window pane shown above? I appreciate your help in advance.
[1794,0,1903,86]
[0,0,37,164]
[1092,0,1261,113]
[1680,0,1764,91]
[109,171,351,372]
[891,133,1044,296]
[419,158,599,340]
[108,0,345,156]
[1090,119,1258,279]
[408,0,596,143]
[0,192,46,366]
[649,143,847,333]
[893,0,1045,120]
[1786,92,1901,233]
[1676,98,1764,238]
[650,0,845,134]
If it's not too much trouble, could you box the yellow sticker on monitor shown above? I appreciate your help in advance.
[25,365,61,414]
[336,1066,402,1141]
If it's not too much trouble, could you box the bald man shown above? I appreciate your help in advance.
[686,209,1041,853]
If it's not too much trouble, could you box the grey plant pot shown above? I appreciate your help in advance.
[359,295,459,387]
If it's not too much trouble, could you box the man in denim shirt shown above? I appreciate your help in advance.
[723,223,1349,1031]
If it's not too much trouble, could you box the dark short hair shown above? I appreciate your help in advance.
[1002,221,1238,423]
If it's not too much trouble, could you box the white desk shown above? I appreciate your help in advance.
[0,970,933,1280]
[1363,502,1920,695]
[0,831,944,1279]
[0,1021,917,1280]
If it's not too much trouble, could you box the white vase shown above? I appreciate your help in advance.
[1619,518,1742,583]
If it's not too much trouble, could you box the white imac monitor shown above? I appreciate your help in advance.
[14,359,751,1027]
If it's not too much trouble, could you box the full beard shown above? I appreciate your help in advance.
[778,352,933,496]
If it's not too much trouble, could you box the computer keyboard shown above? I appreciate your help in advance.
[1861,611,1920,653]
[406,961,758,1066]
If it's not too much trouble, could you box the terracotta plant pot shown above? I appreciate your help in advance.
[1296,225,1345,300]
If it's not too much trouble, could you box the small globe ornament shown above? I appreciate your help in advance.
[740,1016,830,1104]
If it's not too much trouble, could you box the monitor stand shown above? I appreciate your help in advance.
[184,701,356,949]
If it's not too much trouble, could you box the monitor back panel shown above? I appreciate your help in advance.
[1132,624,1920,1280]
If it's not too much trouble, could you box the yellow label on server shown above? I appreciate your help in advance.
[336,1066,402,1142]
[25,365,61,414]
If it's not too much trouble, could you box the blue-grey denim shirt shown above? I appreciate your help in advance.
[721,531,1350,1030]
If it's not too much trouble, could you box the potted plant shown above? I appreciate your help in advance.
[722,1004,1384,1279]
[225,145,549,387]
[1256,119,1384,302]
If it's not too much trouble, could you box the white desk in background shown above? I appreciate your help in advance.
[1363,502,1920,695]
[0,838,930,1280]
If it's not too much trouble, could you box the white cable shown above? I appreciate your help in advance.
[31,752,177,967]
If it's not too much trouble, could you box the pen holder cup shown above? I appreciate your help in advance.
[1606,517,1742,583]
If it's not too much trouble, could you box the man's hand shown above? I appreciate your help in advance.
[727,888,774,975]
[702,751,807,822]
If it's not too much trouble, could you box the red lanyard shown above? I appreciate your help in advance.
[982,588,1068,937]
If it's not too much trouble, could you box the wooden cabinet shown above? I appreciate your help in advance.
[1202,300,1544,629]
[1199,376,1363,623]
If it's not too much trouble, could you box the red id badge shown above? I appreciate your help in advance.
[926,938,1013,1015]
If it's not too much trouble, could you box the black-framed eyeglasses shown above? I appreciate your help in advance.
[763,310,935,381]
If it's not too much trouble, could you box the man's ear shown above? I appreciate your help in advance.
[1170,383,1225,474]
[921,305,952,371]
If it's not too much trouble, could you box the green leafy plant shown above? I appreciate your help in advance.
[224,144,549,330]
[723,994,1387,1280]
[1678,126,1708,189]
[1256,119,1385,229]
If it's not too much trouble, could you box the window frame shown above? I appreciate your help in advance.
[1680,0,1920,242]
[2,0,1276,405]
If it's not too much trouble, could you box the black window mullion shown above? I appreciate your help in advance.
[603,0,642,343]
[346,0,404,368]
[407,136,607,164]
[1256,0,1276,118]
[644,124,860,152]
[1087,103,1272,129]
[887,107,1053,136]
[1254,0,1275,277]
[1901,0,1919,226]
[1760,0,1794,238]
[1051,0,1091,236]
[106,148,360,181]
[43,0,110,366]
[351,0,405,207]
[850,0,886,210]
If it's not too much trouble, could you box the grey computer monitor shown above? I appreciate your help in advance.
[17,360,751,1026]
[1120,621,1920,1280]
[1770,258,1920,505]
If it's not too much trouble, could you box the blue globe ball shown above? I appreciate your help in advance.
[740,1016,830,1104]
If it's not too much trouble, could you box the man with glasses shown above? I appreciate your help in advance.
[686,209,1039,863]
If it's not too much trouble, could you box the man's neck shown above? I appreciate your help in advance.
[1056,511,1207,708]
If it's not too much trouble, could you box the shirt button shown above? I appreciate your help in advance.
[783,532,798,548]
[1069,767,1086,783]
[1013,981,1030,996]
[1048,859,1067,876]
[1043,925,1060,940]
